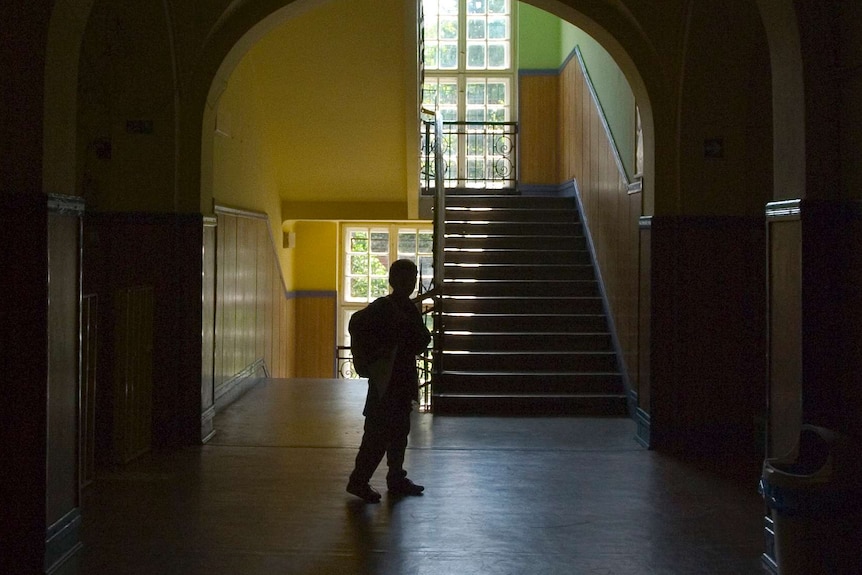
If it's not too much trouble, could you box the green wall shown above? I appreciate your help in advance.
[518,3,562,69]
[560,23,637,179]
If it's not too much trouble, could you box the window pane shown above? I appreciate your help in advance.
[439,82,458,105]
[439,44,458,69]
[398,232,417,254]
[467,18,486,39]
[371,254,389,275]
[424,20,438,41]
[487,107,507,122]
[467,0,486,14]
[350,254,368,275]
[488,18,507,39]
[371,279,389,298]
[422,83,438,107]
[487,82,506,104]
[467,44,486,68]
[488,43,507,68]
[370,232,388,253]
[488,0,506,13]
[441,108,458,122]
[466,83,485,105]
[350,277,369,299]
[349,231,368,252]
[418,231,433,253]
[440,18,458,39]
[466,133,483,154]
[424,45,438,69]
[440,0,458,14]
[466,108,485,122]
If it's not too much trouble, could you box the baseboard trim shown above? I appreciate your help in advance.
[45,508,82,575]
[201,405,217,443]
[214,359,266,412]
[635,408,651,448]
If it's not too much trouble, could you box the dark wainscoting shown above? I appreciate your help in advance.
[767,200,862,455]
[1,193,50,574]
[83,212,203,460]
[649,215,767,463]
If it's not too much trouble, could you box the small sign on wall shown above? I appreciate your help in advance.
[704,138,724,159]
[126,120,154,134]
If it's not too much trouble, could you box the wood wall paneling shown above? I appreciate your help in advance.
[47,212,80,525]
[210,209,293,402]
[294,294,337,378]
[519,74,559,185]
[768,219,802,457]
[112,286,154,464]
[558,52,642,408]
[81,294,98,487]
[201,220,216,440]
[638,220,652,413]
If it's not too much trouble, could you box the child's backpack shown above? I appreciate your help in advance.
[348,305,377,377]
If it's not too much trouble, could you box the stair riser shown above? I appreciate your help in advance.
[445,195,576,210]
[445,208,579,223]
[445,264,595,281]
[431,394,629,417]
[446,250,591,265]
[443,298,605,314]
[445,236,588,251]
[441,353,617,372]
[434,372,622,395]
[443,280,599,297]
[443,333,613,352]
[442,314,608,332]
[446,222,582,236]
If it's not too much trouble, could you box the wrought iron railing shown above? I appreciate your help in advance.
[335,293,437,411]
[421,120,518,191]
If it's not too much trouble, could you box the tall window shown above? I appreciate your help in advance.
[422,0,516,186]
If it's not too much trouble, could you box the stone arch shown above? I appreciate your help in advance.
[753,0,806,201]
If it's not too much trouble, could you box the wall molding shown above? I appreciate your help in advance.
[765,199,801,220]
[569,178,634,416]
[45,508,82,574]
[635,408,651,448]
[201,405,216,443]
[287,290,338,299]
[214,358,266,412]
[48,194,85,215]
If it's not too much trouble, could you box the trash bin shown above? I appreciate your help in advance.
[759,425,861,575]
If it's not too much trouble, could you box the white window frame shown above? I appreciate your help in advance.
[340,223,433,347]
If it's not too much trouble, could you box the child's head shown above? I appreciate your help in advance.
[389,259,418,296]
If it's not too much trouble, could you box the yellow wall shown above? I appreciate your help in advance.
[247,0,412,205]
[282,201,408,221]
[290,220,339,291]
[213,49,291,286]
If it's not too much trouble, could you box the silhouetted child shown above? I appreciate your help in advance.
[346,259,431,502]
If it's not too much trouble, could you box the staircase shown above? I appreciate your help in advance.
[431,192,628,416]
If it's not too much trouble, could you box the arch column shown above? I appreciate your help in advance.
[759,0,860,459]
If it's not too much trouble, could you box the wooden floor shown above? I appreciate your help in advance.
[80,378,765,574]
